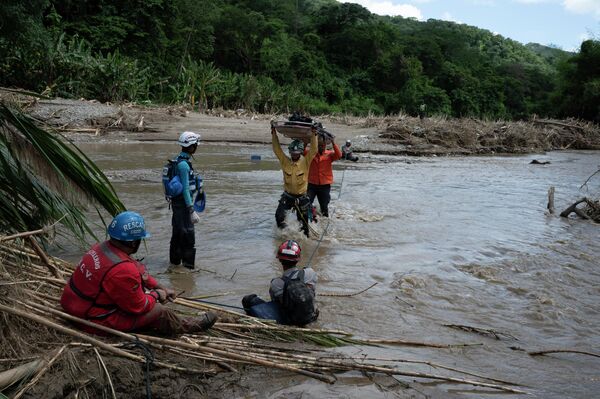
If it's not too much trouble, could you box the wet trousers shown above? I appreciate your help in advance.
[90,303,202,336]
[343,152,358,162]
[275,192,310,237]
[242,294,266,312]
[170,200,196,268]
[307,183,331,217]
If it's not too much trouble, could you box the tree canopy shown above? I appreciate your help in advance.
[1,0,596,121]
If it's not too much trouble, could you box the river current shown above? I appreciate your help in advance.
[61,141,599,398]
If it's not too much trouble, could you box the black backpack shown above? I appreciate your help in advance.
[281,270,316,326]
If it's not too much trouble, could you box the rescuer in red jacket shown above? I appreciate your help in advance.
[61,211,217,335]
[305,135,342,220]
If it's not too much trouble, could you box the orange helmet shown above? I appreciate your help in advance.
[276,240,301,262]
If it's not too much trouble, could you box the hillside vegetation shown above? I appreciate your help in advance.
[1,0,598,121]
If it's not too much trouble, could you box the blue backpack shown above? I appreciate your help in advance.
[162,159,185,199]
[162,159,207,212]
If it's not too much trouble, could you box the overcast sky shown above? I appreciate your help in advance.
[340,0,600,51]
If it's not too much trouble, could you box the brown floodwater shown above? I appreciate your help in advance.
[54,140,600,398]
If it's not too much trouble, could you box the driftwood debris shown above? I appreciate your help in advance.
[560,197,600,221]
[532,119,586,131]
[528,349,600,359]
[547,186,555,214]
[444,324,517,340]
[319,282,378,297]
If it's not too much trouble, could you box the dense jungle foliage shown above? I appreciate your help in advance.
[1,0,598,120]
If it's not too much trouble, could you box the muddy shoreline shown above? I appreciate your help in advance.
[19,97,600,156]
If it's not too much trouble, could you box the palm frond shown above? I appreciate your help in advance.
[0,103,125,241]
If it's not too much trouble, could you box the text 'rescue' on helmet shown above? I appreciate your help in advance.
[277,240,301,262]
[107,211,150,241]
[287,140,304,155]
[178,131,201,147]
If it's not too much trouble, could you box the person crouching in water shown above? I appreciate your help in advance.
[342,140,359,162]
[242,240,318,326]
[271,125,318,237]
[61,211,217,335]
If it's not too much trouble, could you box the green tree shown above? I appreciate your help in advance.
[555,40,600,121]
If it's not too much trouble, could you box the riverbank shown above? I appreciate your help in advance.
[10,94,600,155]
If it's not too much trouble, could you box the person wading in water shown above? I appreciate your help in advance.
[305,134,342,221]
[169,131,202,269]
[271,125,318,237]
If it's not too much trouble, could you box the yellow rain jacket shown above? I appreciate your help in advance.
[272,132,318,195]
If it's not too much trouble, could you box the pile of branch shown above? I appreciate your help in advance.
[0,235,526,396]
[560,197,600,222]
[377,117,600,155]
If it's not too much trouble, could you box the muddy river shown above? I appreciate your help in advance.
[55,139,600,398]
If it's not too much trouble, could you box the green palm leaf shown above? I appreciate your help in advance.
[0,103,125,241]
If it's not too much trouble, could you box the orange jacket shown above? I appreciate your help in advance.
[305,143,342,185]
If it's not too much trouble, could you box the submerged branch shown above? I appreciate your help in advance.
[528,349,600,359]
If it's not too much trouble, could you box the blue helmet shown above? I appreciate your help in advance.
[107,211,151,241]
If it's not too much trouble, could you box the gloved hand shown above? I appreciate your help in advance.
[164,287,177,302]
[189,206,201,224]
[151,288,168,304]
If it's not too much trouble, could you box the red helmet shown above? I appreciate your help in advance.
[276,240,301,261]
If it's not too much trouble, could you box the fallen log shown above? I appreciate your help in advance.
[560,197,591,219]
[532,119,585,131]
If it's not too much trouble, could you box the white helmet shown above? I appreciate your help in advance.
[346,140,351,145]
[178,131,200,147]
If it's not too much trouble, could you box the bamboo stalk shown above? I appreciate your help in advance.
[0,357,40,363]
[174,297,243,317]
[193,344,336,383]
[19,300,152,346]
[196,336,319,353]
[27,236,62,278]
[318,355,519,386]
[201,343,523,392]
[0,215,68,243]
[135,333,335,383]
[0,303,142,362]
[153,361,218,375]
[23,288,61,304]
[0,359,44,391]
[0,280,42,286]
[214,323,353,336]
[169,348,239,372]
[68,342,218,375]
[12,345,68,399]
[213,326,256,340]
[0,228,47,243]
[357,338,475,348]
[185,292,233,300]
[20,270,65,286]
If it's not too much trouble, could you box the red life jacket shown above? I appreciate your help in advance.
[61,241,130,319]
